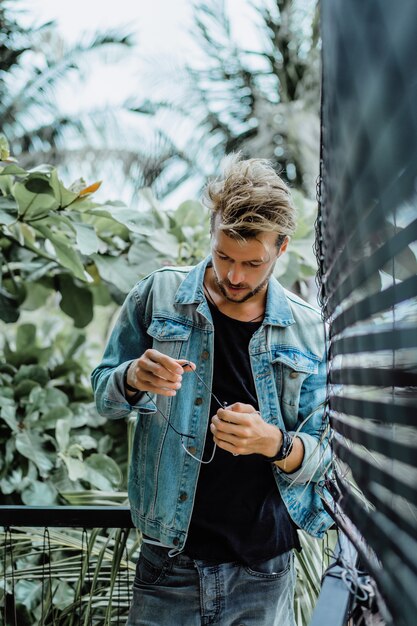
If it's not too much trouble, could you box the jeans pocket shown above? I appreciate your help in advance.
[244,550,293,580]
[134,543,171,587]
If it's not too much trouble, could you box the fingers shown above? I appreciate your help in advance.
[128,351,196,397]
[210,408,268,456]
[224,402,258,414]
[143,349,184,379]
[210,421,244,455]
[212,414,250,436]
[216,406,258,425]
[177,359,196,372]
[210,414,249,452]
[129,350,182,396]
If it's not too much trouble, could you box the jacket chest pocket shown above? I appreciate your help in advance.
[147,318,192,360]
[271,348,319,427]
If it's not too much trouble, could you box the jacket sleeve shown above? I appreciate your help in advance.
[276,353,331,485]
[90,285,156,419]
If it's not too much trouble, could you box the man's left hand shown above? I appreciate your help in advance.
[211,402,281,457]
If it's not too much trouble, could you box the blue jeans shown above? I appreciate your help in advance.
[126,543,296,626]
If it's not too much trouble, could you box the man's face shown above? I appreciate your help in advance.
[210,221,288,304]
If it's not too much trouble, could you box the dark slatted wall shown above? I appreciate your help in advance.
[318,1,417,625]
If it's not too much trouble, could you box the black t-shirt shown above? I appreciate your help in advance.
[184,301,300,565]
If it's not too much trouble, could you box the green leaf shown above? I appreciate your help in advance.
[291,237,317,269]
[22,282,53,310]
[0,467,23,494]
[0,401,18,432]
[91,281,113,306]
[13,177,58,219]
[0,173,13,195]
[0,287,20,322]
[26,387,68,419]
[174,200,205,227]
[73,221,99,254]
[21,479,58,505]
[36,224,88,281]
[0,196,18,224]
[49,169,79,207]
[147,229,179,259]
[65,333,87,359]
[86,205,148,235]
[58,274,94,327]
[38,387,69,408]
[15,430,54,475]
[16,323,37,350]
[53,237,89,281]
[23,261,56,283]
[62,455,86,481]
[84,453,123,490]
[0,163,27,176]
[74,434,97,450]
[71,403,106,428]
[14,379,39,400]
[66,443,84,459]
[40,212,76,234]
[92,254,139,292]
[14,364,49,386]
[14,580,42,611]
[276,252,301,288]
[28,163,54,174]
[40,406,73,429]
[127,240,160,276]
[51,580,75,610]
[0,362,16,376]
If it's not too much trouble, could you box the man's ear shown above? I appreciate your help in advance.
[278,236,290,257]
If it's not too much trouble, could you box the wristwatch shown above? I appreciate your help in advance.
[264,429,293,462]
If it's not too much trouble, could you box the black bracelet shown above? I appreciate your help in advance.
[264,429,294,462]
[123,366,142,403]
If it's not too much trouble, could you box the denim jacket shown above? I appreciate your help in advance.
[91,256,333,549]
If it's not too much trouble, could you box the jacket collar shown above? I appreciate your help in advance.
[174,255,295,327]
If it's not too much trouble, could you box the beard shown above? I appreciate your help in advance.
[213,264,275,304]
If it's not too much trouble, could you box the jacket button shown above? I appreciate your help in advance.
[201,350,209,360]
[195,397,203,405]
[179,492,188,502]
[187,446,197,455]
[173,538,179,546]
[290,371,299,379]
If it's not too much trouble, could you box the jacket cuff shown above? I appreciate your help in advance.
[275,432,329,485]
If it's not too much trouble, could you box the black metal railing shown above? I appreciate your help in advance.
[1,507,138,626]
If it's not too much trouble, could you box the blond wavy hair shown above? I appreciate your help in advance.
[204,154,296,247]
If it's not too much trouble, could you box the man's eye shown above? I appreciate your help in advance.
[249,262,262,267]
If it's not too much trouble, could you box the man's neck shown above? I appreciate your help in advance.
[204,267,267,323]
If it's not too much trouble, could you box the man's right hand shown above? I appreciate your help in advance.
[125,349,195,397]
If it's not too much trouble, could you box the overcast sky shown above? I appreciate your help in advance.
[28,0,263,57]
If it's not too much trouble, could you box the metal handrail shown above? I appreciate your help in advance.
[0,505,134,528]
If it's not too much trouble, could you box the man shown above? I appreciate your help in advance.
[91,155,332,626]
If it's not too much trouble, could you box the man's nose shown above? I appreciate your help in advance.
[228,264,245,285]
